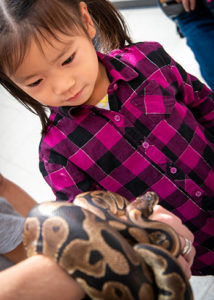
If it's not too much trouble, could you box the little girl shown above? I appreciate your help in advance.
[0,0,213,276]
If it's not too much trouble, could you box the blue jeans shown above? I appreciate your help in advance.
[174,0,214,91]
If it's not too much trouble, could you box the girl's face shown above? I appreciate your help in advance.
[10,3,109,107]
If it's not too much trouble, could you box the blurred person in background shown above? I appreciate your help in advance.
[158,0,214,91]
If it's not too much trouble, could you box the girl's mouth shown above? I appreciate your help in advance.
[65,88,84,103]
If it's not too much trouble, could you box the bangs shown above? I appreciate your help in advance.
[0,0,85,75]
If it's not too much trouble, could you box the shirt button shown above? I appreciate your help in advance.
[113,83,118,90]
[195,191,202,197]
[142,141,149,149]
[170,167,177,174]
[114,114,121,122]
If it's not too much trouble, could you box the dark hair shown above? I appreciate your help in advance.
[0,0,132,133]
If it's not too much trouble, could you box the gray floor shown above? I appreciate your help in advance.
[0,5,213,299]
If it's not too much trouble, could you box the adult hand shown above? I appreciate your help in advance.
[150,205,196,278]
[176,0,196,12]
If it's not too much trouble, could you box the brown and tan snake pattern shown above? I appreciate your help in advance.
[23,190,193,300]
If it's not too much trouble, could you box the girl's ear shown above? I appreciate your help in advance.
[79,1,96,39]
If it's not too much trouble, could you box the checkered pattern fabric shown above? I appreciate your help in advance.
[39,42,214,275]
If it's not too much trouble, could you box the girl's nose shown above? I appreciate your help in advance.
[52,77,75,95]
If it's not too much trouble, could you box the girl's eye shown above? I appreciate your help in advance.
[28,79,42,87]
[62,54,74,66]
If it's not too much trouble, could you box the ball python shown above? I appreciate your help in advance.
[23,190,193,300]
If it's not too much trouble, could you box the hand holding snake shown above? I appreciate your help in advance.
[23,191,194,300]
[149,205,195,278]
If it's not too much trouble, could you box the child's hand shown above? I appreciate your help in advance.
[150,205,196,278]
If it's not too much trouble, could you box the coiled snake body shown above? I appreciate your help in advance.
[23,191,193,300]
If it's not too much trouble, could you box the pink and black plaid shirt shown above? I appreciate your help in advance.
[39,42,214,275]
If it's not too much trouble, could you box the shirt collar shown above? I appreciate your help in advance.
[97,50,138,83]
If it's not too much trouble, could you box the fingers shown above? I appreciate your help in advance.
[177,238,196,279]
[150,205,196,278]
[180,236,196,266]
[177,255,192,279]
[150,205,194,242]
[180,0,196,12]
[129,203,196,279]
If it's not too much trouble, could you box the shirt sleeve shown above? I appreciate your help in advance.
[0,197,25,254]
[39,155,100,202]
[169,50,214,135]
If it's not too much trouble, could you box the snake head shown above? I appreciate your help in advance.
[126,191,159,218]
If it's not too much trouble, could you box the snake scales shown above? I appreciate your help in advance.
[23,190,193,300]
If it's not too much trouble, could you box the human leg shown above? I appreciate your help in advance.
[0,174,37,264]
[174,1,214,90]
[204,0,214,16]
[0,173,36,217]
